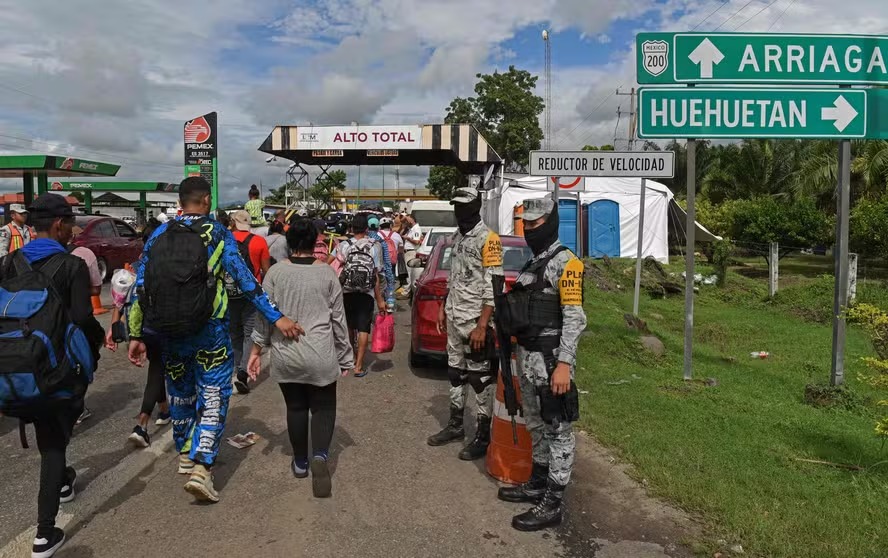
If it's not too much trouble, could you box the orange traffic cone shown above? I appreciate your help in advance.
[91,294,108,315]
[486,358,533,485]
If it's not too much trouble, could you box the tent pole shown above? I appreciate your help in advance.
[633,178,647,317]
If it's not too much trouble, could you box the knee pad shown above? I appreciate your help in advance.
[447,367,467,388]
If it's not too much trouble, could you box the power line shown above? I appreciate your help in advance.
[767,0,797,30]
[563,0,764,149]
[735,0,781,30]
[691,1,730,30]
[713,0,757,30]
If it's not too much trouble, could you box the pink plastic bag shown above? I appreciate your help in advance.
[371,313,395,354]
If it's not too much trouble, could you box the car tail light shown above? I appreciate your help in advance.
[416,280,447,301]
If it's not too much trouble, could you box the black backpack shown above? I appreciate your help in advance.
[0,252,96,420]
[340,239,376,293]
[142,219,216,337]
[223,233,256,298]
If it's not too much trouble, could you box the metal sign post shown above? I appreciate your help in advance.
[831,138,852,386]
[683,138,696,381]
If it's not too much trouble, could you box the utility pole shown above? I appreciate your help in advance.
[614,88,637,150]
[543,30,552,150]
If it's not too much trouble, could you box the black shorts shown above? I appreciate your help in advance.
[343,292,375,333]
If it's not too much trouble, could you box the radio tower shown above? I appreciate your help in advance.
[543,30,552,150]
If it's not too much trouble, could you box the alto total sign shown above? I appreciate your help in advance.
[294,125,422,151]
[637,32,888,85]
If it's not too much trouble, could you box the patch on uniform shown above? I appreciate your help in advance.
[196,346,229,370]
[559,258,584,306]
[166,362,186,380]
[481,232,503,267]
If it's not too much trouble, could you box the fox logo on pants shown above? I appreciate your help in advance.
[196,347,229,371]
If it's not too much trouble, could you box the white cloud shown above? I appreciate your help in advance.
[0,0,886,202]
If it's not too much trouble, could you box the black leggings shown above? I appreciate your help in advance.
[33,400,82,537]
[279,382,337,462]
[141,338,167,416]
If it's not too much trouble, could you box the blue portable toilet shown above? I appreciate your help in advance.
[587,200,620,258]
[557,198,578,254]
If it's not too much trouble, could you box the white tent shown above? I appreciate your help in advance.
[485,176,718,263]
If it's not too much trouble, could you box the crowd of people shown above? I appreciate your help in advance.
[0,176,585,557]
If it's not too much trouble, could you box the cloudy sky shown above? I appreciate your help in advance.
[0,0,883,203]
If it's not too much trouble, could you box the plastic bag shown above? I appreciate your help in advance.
[371,313,395,354]
[110,268,136,308]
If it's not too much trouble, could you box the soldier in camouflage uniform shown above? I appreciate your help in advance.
[427,187,504,461]
[498,197,586,532]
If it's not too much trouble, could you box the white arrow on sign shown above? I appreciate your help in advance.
[688,38,725,79]
[821,95,859,132]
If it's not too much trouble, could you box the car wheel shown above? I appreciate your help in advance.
[409,348,427,368]
[96,257,109,283]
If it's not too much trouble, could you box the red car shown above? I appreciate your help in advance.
[409,235,533,367]
[71,216,144,282]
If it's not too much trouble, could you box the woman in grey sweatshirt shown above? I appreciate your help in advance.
[249,219,354,498]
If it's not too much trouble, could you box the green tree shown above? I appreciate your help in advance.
[443,65,544,171]
[264,183,290,205]
[69,191,84,202]
[724,196,832,261]
[850,197,888,258]
[310,170,347,212]
[426,166,466,201]
[702,140,805,204]
[582,144,615,151]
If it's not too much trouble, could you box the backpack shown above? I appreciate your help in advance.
[340,239,377,293]
[142,219,216,337]
[0,252,97,420]
[223,233,257,298]
[380,230,398,263]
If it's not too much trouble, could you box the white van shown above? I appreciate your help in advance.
[406,200,456,232]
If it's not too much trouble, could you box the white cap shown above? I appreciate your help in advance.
[9,204,27,214]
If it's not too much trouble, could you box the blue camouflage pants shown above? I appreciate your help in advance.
[163,319,233,467]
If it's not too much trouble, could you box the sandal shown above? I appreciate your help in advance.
[354,369,368,378]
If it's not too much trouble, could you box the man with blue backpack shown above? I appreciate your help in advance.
[126,177,302,504]
[0,193,104,558]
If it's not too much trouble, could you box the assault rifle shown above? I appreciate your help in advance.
[492,274,520,444]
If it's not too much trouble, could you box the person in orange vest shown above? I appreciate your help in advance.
[0,203,35,257]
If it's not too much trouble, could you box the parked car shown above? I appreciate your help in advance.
[408,235,532,367]
[417,226,457,262]
[71,216,144,282]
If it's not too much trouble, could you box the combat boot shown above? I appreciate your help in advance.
[511,481,565,532]
[498,462,549,503]
[458,415,491,461]
[427,406,465,446]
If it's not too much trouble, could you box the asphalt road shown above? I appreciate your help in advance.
[0,294,697,557]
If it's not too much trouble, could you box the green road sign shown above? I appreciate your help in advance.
[635,87,888,139]
[637,32,888,85]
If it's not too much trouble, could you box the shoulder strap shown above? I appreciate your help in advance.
[39,253,68,282]
[12,250,32,276]
[241,233,255,247]
[534,246,570,288]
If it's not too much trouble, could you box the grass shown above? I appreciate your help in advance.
[574,258,888,558]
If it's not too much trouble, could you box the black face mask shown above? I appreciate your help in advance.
[524,209,559,255]
[454,199,482,234]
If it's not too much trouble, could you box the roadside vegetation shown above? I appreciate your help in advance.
[575,256,888,558]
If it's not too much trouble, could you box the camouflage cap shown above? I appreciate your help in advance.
[522,197,555,221]
[450,186,480,205]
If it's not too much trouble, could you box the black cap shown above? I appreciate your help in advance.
[28,193,74,219]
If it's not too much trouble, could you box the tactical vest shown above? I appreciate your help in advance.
[505,246,568,346]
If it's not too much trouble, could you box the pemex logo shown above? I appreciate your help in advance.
[184,116,212,143]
